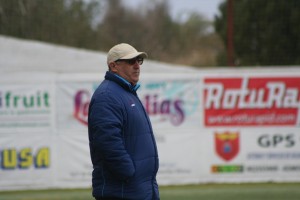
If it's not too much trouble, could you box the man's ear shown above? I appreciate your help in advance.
[109,62,117,73]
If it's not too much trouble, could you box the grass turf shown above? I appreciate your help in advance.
[0,183,299,200]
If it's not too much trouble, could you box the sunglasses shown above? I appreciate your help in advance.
[116,57,144,65]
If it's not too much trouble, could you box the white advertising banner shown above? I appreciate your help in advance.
[138,77,204,184]
[0,83,54,133]
[0,132,54,190]
[56,80,97,132]
[202,128,300,182]
[201,75,300,182]
[1,70,300,191]
[54,132,92,188]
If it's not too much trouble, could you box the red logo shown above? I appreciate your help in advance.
[215,132,240,161]
[204,77,300,126]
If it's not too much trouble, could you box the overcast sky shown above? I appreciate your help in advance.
[123,0,224,21]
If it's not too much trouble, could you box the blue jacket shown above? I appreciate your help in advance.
[88,71,159,199]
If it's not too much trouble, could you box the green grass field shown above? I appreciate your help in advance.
[0,183,299,200]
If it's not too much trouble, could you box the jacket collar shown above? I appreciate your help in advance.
[105,71,140,93]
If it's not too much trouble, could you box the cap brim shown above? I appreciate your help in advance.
[120,52,148,60]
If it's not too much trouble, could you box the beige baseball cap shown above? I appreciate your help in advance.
[107,43,148,64]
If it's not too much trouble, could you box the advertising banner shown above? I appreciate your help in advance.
[139,78,201,129]
[54,132,93,188]
[56,81,98,132]
[204,77,300,126]
[0,84,54,133]
[204,128,300,182]
[202,75,300,182]
[138,77,204,184]
[0,70,300,191]
[0,132,53,190]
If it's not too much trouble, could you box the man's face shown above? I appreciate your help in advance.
[112,57,143,85]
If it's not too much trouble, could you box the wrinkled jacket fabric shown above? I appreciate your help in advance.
[88,71,159,199]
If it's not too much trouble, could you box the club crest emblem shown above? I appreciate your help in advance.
[215,132,240,161]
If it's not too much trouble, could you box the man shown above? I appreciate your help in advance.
[88,43,160,200]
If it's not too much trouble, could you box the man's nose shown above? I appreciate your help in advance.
[133,62,140,68]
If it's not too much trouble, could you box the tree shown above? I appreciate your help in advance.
[215,0,300,66]
[0,0,101,49]
[96,0,176,60]
[96,0,212,64]
[0,0,221,67]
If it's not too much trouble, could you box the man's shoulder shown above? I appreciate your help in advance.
[97,79,124,94]
[92,80,126,101]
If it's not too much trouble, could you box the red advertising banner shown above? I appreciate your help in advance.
[204,77,300,126]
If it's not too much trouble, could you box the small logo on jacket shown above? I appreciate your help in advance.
[131,103,135,107]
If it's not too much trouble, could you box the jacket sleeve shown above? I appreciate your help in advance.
[89,93,135,181]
